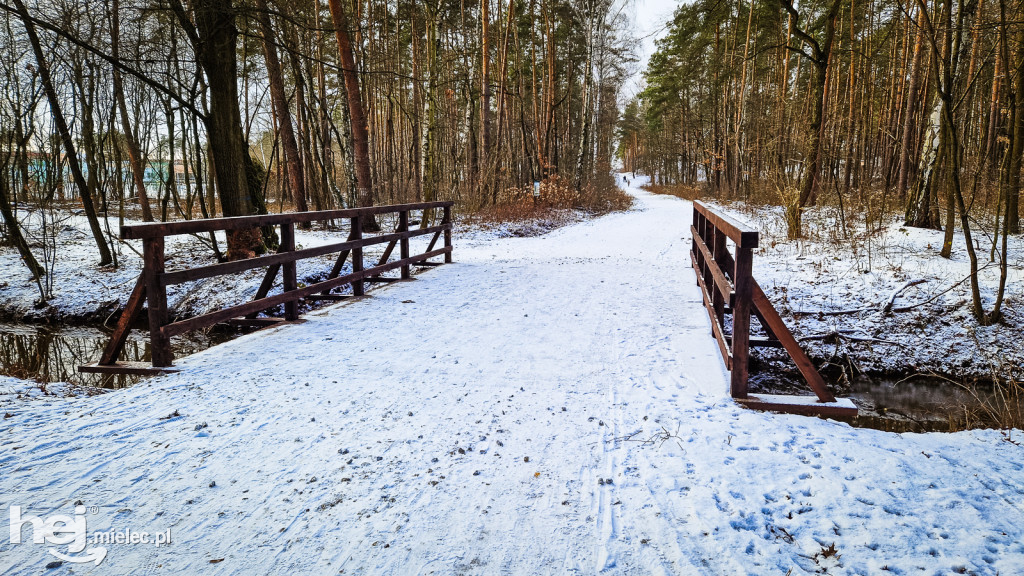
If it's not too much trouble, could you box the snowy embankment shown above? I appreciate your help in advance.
[699,199,1023,381]
[2,180,1022,575]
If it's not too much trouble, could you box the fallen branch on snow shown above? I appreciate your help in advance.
[792,265,995,317]
[888,265,993,313]
[881,279,928,316]
[799,328,903,346]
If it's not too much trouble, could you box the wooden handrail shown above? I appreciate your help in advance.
[690,202,840,407]
[121,201,452,239]
[693,201,759,248]
[81,202,454,373]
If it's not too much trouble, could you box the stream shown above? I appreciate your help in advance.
[0,322,228,389]
[0,322,998,431]
[749,367,999,432]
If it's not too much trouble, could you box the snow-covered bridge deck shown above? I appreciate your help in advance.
[2,182,1022,574]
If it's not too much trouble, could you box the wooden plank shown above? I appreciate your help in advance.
[304,294,351,301]
[375,217,403,267]
[79,362,180,376]
[158,246,451,338]
[351,216,365,297]
[751,280,836,402]
[326,225,359,285]
[160,225,447,286]
[98,276,146,365]
[731,246,754,398]
[413,261,442,267]
[281,222,299,320]
[143,237,172,367]
[245,264,281,319]
[706,301,732,369]
[399,210,411,279]
[363,277,403,283]
[737,394,857,418]
[690,226,734,306]
[222,317,286,327]
[425,228,442,253]
[712,226,727,329]
[693,201,759,248]
[752,305,780,341]
[727,336,784,348]
[443,206,453,263]
[693,253,732,369]
[121,201,454,239]
[690,249,715,338]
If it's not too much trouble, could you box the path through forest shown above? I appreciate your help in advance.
[2,181,1022,575]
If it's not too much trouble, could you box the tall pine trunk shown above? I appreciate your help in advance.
[256,0,307,215]
[328,0,381,232]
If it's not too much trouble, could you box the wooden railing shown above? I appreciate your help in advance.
[690,201,855,416]
[81,202,452,374]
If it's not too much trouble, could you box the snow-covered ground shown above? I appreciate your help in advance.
[2,181,1022,575]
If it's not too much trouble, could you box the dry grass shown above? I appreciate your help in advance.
[956,359,1024,432]
[473,171,632,225]
[642,183,703,202]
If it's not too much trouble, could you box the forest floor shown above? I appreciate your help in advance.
[645,183,1024,384]
[2,180,1022,575]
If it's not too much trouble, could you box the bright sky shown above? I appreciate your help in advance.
[624,0,681,100]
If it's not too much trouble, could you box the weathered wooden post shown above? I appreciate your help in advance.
[712,226,728,331]
[351,215,365,296]
[399,210,411,280]
[143,236,172,366]
[731,242,753,399]
[443,205,452,263]
[692,208,701,287]
[281,222,299,320]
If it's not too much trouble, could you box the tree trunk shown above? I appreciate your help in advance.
[907,92,944,229]
[14,0,113,266]
[781,0,843,239]
[896,7,928,204]
[110,0,153,222]
[181,0,265,259]
[328,0,380,232]
[480,0,492,197]
[574,8,594,192]
[256,0,307,215]
[1006,7,1024,234]
[0,158,44,278]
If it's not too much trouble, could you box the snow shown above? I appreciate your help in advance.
[741,393,859,410]
[2,180,1023,574]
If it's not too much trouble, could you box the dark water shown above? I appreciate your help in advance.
[750,368,1000,432]
[843,374,988,432]
[0,322,225,389]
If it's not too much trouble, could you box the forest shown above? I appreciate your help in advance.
[0,0,632,268]
[623,0,1020,325]
[2,3,1024,572]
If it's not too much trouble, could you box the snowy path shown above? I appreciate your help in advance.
[2,183,1023,575]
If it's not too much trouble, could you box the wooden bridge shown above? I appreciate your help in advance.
[80,201,452,375]
[81,197,852,418]
[690,201,856,417]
